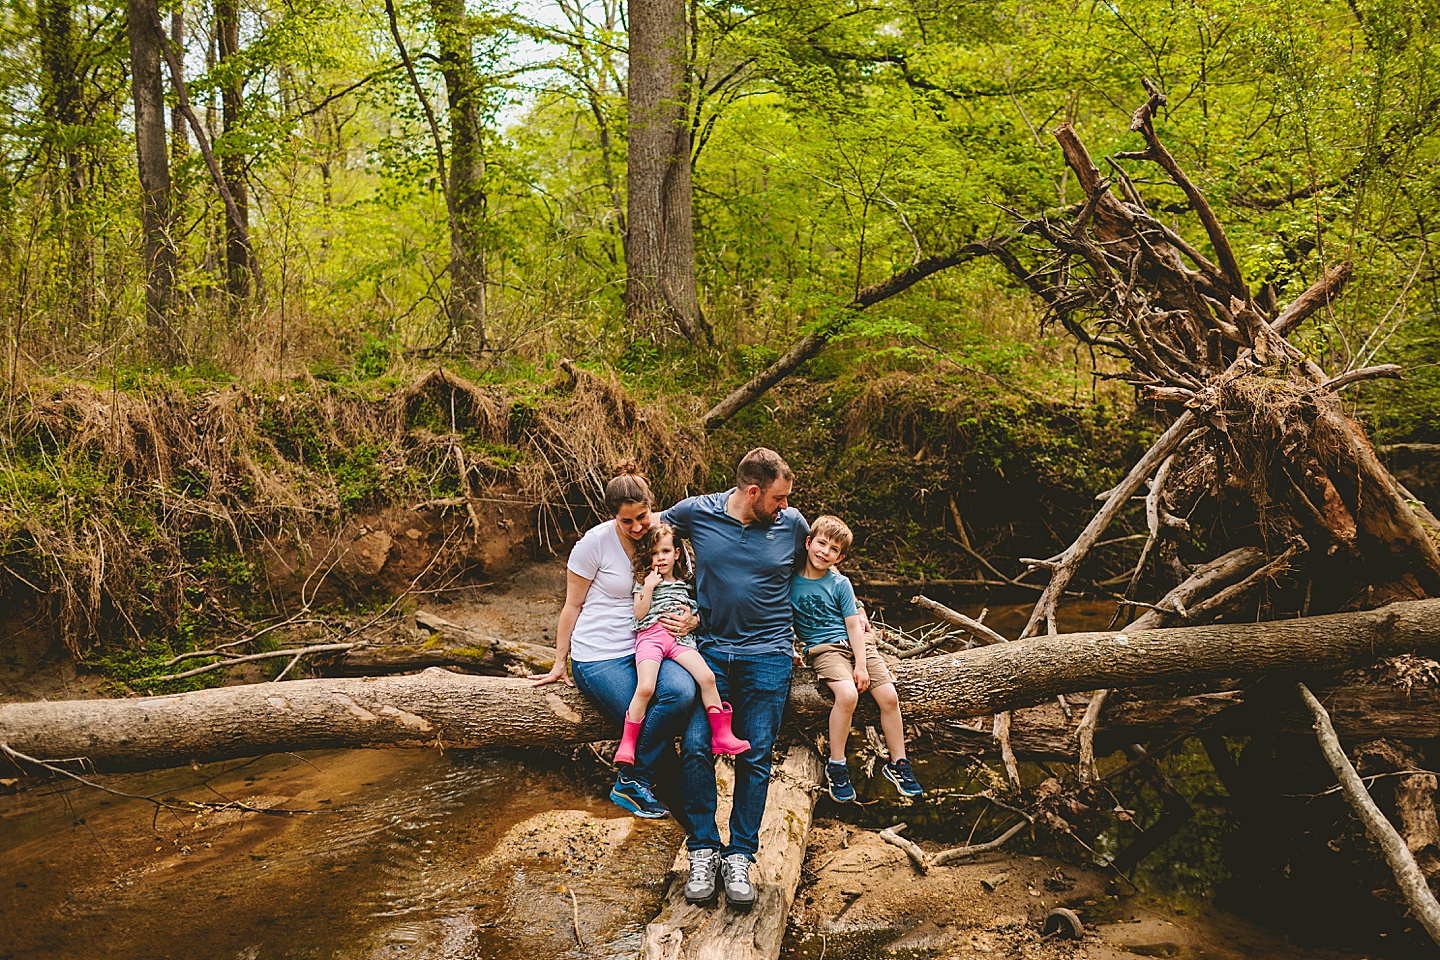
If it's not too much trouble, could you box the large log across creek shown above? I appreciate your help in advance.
[3,598,1438,773]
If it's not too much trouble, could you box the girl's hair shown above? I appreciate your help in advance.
[632,522,694,582]
[605,459,653,514]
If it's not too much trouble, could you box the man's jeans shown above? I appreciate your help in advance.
[681,650,794,860]
[572,655,697,792]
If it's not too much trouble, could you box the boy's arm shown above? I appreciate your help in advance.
[844,613,870,692]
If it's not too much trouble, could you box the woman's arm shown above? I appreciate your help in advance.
[530,569,592,686]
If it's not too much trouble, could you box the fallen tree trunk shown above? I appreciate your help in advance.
[3,599,1438,773]
[926,682,1440,762]
[1299,682,1440,946]
[321,611,554,676]
[641,745,823,959]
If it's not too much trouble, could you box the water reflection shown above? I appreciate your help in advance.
[0,748,681,960]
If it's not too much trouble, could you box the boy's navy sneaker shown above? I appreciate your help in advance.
[825,761,856,803]
[610,774,668,819]
[883,758,924,798]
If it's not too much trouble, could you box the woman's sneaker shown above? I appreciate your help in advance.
[825,761,856,803]
[610,774,668,819]
[883,758,925,798]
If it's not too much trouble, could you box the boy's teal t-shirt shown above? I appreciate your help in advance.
[790,568,858,650]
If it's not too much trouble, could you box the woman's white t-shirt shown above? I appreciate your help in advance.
[566,520,640,662]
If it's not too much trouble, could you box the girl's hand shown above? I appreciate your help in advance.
[644,569,663,589]
[529,664,575,687]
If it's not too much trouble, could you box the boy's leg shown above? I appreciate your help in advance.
[721,653,794,861]
[871,681,924,797]
[826,678,859,761]
[871,681,908,761]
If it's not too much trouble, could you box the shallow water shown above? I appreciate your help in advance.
[0,748,681,960]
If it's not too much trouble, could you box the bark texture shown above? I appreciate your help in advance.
[216,0,250,301]
[126,0,177,360]
[625,0,709,347]
[431,0,487,352]
[3,599,1438,773]
[641,746,823,959]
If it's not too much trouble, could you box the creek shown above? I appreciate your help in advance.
[0,579,1416,958]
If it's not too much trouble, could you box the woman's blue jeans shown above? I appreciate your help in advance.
[572,655,697,791]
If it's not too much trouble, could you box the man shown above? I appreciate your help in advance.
[660,447,807,910]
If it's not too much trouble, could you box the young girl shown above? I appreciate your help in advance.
[614,523,750,765]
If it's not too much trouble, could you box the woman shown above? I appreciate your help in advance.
[530,462,698,818]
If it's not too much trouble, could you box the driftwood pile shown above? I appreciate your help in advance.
[934,79,1440,945]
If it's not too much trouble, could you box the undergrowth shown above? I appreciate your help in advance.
[0,363,705,660]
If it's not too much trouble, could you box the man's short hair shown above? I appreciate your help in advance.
[735,447,793,491]
[809,515,853,552]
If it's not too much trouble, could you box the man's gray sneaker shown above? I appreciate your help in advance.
[683,849,720,904]
[720,853,756,910]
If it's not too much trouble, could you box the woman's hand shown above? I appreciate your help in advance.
[529,663,575,687]
[659,610,700,637]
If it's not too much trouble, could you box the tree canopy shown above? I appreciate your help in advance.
[0,0,1432,435]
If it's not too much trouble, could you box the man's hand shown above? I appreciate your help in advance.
[659,610,700,637]
[853,664,871,694]
[529,664,575,687]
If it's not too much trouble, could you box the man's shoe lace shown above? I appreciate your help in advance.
[688,850,717,884]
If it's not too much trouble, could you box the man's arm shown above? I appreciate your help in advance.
[659,496,695,536]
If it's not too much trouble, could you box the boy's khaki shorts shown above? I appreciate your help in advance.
[806,643,895,686]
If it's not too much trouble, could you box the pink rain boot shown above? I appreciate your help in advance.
[614,717,644,766]
[707,703,750,755]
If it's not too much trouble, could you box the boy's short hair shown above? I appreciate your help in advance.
[809,515,853,552]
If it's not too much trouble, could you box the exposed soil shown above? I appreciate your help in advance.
[786,822,1372,959]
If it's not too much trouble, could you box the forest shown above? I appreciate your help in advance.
[2,0,1440,957]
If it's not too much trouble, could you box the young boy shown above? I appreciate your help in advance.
[790,515,924,801]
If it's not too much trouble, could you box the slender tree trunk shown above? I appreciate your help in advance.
[127,0,178,362]
[215,0,250,301]
[169,10,188,212]
[36,0,93,334]
[430,0,486,352]
[625,0,710,348]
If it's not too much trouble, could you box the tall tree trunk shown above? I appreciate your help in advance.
[625,0,711,348]
[430,0,486,353]
[169,9,189,212]
[127,0,178,362]
[36,0,93,333]
[215,0,249,302]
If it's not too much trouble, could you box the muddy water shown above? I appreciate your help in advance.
[0,748,682,960]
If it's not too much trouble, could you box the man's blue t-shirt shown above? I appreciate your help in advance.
[661,490,809,656]
[790,569,859,651]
